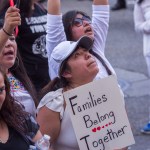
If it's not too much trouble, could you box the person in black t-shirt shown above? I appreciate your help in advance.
[0,0,50,92]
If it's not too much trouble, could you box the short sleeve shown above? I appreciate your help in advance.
[37,88,65,119]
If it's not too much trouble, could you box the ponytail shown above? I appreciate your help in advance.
[39,60,70,100]
[39,77,63,100]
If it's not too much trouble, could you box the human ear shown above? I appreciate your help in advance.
[61,70,72,79]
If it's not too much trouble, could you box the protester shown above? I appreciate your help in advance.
[134,0,150,134]
[37,36,127,150]
[0,68,43,149]
[0,0,50,92]
[46,0,125,102]
[0,6,38,117]
[111,0,126,10]
[46,0,117,80]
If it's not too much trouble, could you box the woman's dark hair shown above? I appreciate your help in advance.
[0,69,29,134]
[62,10,90,41]
[137,0,144,4]
[0,0,33,17]
[9,50,38,107]
[39,60,70,99]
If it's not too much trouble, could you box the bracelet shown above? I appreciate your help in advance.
[2,28,13,36]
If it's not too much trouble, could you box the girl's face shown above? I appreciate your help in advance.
[71,14,94,41]
[0,73,6,110]
[65,47,99,84]
[0,35,17,73]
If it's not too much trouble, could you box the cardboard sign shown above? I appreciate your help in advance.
[64,75,135,150]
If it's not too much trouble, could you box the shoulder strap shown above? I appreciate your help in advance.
[91,51,112,76]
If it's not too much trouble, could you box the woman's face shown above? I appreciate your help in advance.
[71,14,94,41]
[0,35,17,73]
[0,73,6,110]
[66,47,99,84]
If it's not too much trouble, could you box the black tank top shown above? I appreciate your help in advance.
[0,126,29,150]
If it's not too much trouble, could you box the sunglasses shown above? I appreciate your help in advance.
[72,16,91,27]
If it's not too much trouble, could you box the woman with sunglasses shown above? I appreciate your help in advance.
[0,6,38,118]
[46,0,119,84]
[46,0,124,106]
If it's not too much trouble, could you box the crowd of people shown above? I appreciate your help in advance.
[0,0,149,149]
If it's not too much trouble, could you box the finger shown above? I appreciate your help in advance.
[6,6,20,13]
[9,17,21,24]
[6,11,21,18]
[4,17,21,29]
[10,21,21,27]
[5,20,21,30]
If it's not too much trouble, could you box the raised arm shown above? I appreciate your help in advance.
[0,6,20,51]
[93,0,108,5]
[46,0,66,79]
[92,0,110,55]
[47,0,61,15]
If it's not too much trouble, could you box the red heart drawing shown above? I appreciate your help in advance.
[97,126,101,130]
[92,128,96,132]
[102,126,104,128]
[105,124,108,127]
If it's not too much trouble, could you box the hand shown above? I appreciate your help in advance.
[3,6,21,35]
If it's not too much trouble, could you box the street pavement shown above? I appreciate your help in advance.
[45,0,150,149]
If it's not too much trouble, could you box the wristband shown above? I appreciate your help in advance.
[2,28,13,36]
